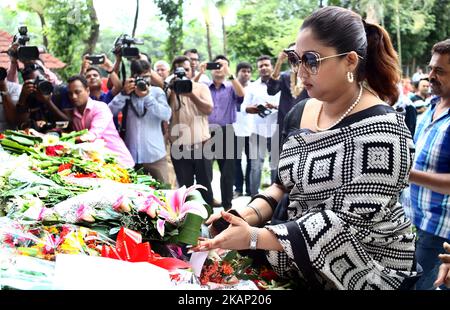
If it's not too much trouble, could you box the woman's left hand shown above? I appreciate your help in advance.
[192,211,252,251]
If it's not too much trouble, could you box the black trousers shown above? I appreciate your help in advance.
[209,125,236,210]
[171,150,214,206]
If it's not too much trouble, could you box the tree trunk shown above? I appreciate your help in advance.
[206,21,212,60]
[395,0,402,68]
[221,15,227,56]
[84,0,100,55]
[37,12,48,49]
[132,0,140,37]
[365,2,379,24]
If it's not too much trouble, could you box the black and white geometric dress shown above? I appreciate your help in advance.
[266,102,418,290]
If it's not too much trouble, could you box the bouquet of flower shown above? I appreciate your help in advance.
[0,130,141,185]
[200,250,293,290]
[0,217,115,261]
[26,184,211,246]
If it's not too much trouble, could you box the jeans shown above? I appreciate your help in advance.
[248,134,278,196]
[415,228,450,290]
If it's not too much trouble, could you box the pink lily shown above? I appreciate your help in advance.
[112,195,131,213]
[156,185,208,237]
[76,204,95,223]
[138,194,165,218]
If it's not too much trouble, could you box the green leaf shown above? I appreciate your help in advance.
[223,250,238,262]
[175,213,204,245]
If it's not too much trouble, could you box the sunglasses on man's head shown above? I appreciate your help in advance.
[284,49,363,75]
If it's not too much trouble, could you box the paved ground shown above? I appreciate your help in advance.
[210,159,273,213]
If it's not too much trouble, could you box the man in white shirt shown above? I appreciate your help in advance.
[240,56,280,196]
[233,62,253,198]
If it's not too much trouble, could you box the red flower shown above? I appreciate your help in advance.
[74,172,97,178]
[45,145,64,156]
[260,269,278,281]
[57,163,73,172]
[0,133,5,139]
[221,262,234,276]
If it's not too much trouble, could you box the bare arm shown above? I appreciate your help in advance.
[100,55,122,96]
[193,62,207,83]
[0,81,17,126]
[272,50,288,80]
[150,71,164,89]
[409,169,450,195]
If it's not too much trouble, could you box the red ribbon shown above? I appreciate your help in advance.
[101,227,191,271]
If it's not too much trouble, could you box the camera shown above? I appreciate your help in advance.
[135,76,150,91]
[8,26,40,62]
[112,34,144,59]
[172,67,192,94]
[0,67,7,81]
[206,62,221,70]
[86,54,105,65]
[34,74,53,96]
[257,104,272,118]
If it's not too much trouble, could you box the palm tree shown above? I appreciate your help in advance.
[84,0,100,55]
[202,1,213,60]
[215,0,229,56]
[17,0,49,48]
[132,0,140,37]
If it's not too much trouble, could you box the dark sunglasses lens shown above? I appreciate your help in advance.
[302,53,319,74]
[286,51,300,67]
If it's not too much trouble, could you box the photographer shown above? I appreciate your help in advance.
[80,54,122,103]
[109,36,164,90]
[7,34,62,86]
[16,63,70,132]
[206,55,245,210]
[168,56,219,207]
[67,75,134,169]
[0,67,22,131]
[108,59,171,183]
[241,55,280,196]
[184,49,210,84]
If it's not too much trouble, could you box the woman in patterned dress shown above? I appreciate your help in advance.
[194,6,419,290]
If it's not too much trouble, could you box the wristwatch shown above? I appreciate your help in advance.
[249,227,259,250]
[228,74,235,81]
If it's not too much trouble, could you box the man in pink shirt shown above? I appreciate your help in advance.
[67,75,135,168]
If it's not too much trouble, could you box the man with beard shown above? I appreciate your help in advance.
[408,39,450,290]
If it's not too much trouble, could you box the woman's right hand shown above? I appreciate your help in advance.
[205,212,225,238]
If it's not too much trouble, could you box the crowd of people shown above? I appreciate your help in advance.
[0,5,449,290]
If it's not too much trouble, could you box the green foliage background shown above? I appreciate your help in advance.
[0,0,449,80]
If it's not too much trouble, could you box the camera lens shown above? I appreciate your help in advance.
[0,67,7,81]
[135,77,149,91]
[36,77,53,96]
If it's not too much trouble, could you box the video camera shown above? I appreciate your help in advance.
[172,67,192,94]
[8,26,40,62]
[112,34,144,59]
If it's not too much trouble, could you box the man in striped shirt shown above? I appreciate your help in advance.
[409,39,450,290]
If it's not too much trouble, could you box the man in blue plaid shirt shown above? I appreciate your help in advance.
[408,39,450,290]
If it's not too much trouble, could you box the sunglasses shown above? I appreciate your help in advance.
[284,49,363,75]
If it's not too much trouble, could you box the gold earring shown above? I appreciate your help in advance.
[347,72,354,83]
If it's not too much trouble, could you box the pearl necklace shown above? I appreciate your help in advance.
[315,83,363,132]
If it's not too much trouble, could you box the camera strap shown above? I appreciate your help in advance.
[119,98,130,138]
[175,94,184,112]
[128,98,147,118]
